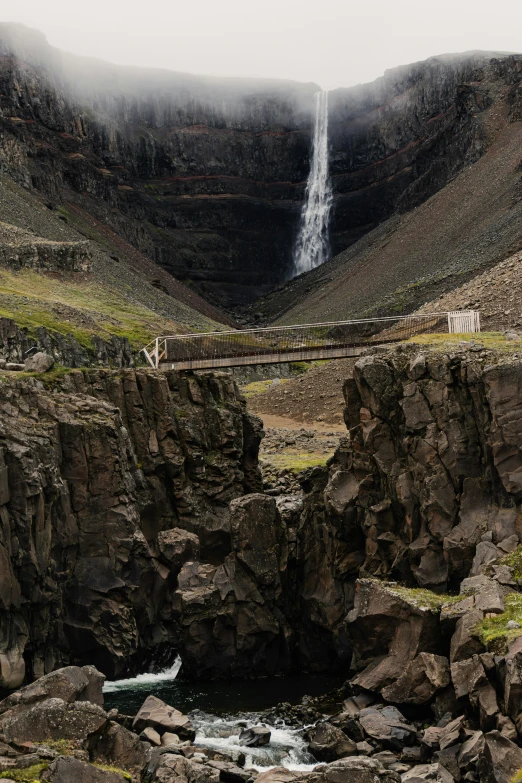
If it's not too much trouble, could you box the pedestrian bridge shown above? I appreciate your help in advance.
[142,311,481,371]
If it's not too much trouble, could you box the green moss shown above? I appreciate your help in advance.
[37,739,79,755]
[511,771,522,783]
[0,763,49,781]
[93,764,132,780]
[384,583,466,612]
[261,452,327,474]
[241,379,290,399]
[499,546,522,580]
[475,593,522,653]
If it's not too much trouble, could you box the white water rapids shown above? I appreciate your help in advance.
[103,659,316,772]
[293,90,333,276]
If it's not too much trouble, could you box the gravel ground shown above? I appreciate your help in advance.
[246,358,355,426]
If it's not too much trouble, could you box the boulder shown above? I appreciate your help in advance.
[450,656,487,699]
[41,756,127,782]
[358,706,416,751]
[161,732,181,746]
[457,730,484,770]
[381,653,450,705]
[450,611,485,663]
[238,726,271,747]
[295,757,400,783]
[157,529,200,572]
[503,636,522,720]
[90,720,151,770]
[348,580,443,694]
[306,722,357,761]
[24,352,54,373]
[0,665,105,714]
[402,763,455,783]
[132,695,195,740]
[0,698,108,743]
[255,769,300,783]
[476,730,522,783]
[145,752,220,783]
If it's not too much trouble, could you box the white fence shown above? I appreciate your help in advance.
[447,310,481,334]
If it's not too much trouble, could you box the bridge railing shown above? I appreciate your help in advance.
[143,311,479,370]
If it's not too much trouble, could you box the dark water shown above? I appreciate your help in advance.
[103,662,343,716]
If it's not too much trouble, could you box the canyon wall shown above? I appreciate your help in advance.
[297,345,522,665]
[1,24,521,304]
[5,346,522,692]
[0,367,263,688]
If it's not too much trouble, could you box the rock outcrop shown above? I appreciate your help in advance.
[0,367,262,686]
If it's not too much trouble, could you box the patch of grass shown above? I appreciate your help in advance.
[511,771,522,783]
[475,593,522,653]
[0,763,49,781]
[261,451,328,474]
[36,739,79,755]
[0,267,188,351]
[93,764,132,780]
[499,546,522,580]
[241,379,290,399]
[407,332,522,351]
[384,583,466,613]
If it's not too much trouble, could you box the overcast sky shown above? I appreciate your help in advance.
[4,0,522,90]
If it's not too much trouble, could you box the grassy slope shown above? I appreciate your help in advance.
[0,174,230,353]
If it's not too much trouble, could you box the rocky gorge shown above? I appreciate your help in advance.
[4,343,522,780]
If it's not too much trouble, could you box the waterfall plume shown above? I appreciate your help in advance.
[292,90,333,276]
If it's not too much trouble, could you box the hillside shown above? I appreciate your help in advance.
[250,59,522,325]
[0,171,232,365]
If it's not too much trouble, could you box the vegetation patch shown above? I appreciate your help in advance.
[241,379,290,399]
[384,583,466,613]
[511,771,522,783]
[93,764,132,780]
[0,763,49,781]
[36,739,80,755]
[475,593,522,653]
[260,451,328,474]
[499,546,522,580]
[0,267,190,352]
[407,332,522,351]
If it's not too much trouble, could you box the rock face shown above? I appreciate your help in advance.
[295,346,522,666]
[0,367,262,685]
[1,24,521,303]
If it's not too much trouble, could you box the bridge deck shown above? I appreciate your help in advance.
[143,311,480,371]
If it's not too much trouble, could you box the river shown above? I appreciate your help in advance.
[103,660,343,771]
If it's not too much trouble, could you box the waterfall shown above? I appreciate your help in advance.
[292,90,333,276]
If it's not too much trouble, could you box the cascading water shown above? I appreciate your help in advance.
[103,662,341,772]
[293,90,333,276]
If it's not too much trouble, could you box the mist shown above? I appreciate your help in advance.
[3,0,522,90]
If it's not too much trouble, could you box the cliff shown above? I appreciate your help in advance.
[0,367,263,688]
[1,24,521,307]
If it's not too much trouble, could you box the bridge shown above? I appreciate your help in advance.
[142,310,481,371]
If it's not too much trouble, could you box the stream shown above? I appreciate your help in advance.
[103,660,342,771]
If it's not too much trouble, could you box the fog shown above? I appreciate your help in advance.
[3,0,522,89]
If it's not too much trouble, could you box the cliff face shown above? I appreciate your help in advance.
[1,24,521,306]
[296,346,522,664]
[5,347,522,690]
[0,367,263,688]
